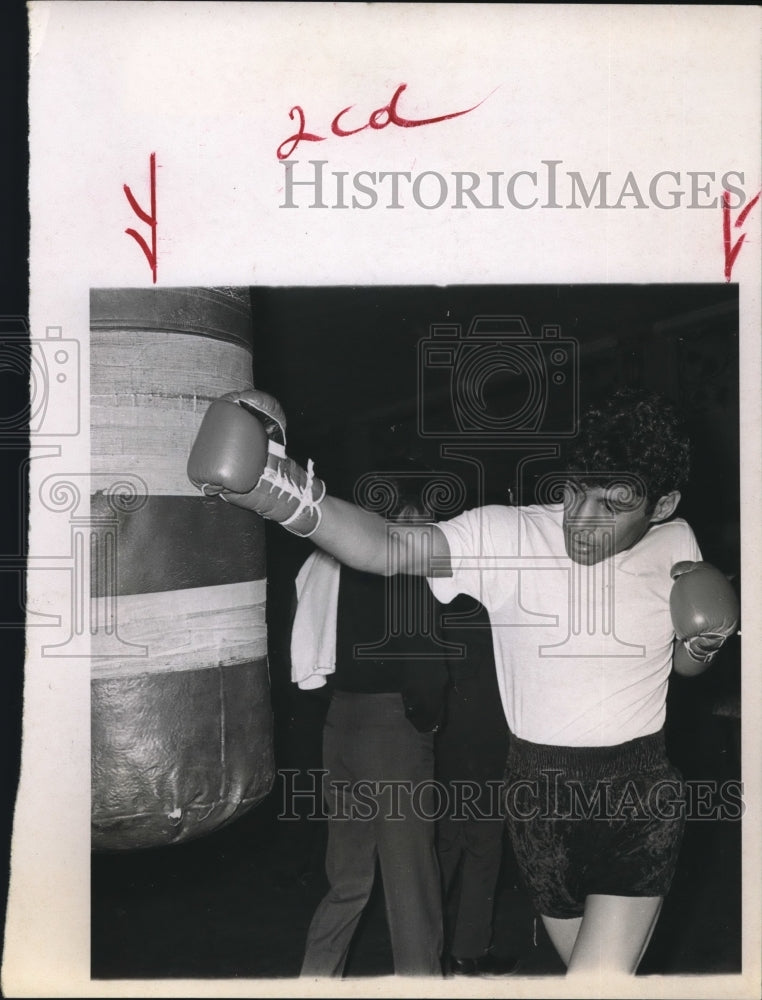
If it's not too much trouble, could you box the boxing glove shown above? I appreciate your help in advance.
[188,389,326,537]
[669,561,740,663]
[187,395,269,495]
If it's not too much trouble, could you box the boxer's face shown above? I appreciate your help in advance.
[562,480,657,565]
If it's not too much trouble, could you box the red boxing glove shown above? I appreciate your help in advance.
[669,561,740,664]
[187,396,269,496]
[187,389,325,537]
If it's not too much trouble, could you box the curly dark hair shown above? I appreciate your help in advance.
[565,388,691,510]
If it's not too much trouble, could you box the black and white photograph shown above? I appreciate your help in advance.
[88,283,741,982]
[5,4,761,998]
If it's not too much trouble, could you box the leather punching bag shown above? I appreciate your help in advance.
[90,287,274,851]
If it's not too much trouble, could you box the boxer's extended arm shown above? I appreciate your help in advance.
[187,388,452,577]
[311,494,452,577]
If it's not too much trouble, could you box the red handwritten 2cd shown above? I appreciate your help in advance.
[276,83,492,160]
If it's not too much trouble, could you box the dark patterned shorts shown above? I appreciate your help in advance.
[504,729,685,919]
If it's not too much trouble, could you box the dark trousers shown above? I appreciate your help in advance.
[300,691,443,977]
[436,669,510,960]
[438,808,505,958]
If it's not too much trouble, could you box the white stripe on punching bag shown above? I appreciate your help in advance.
[91,580,268,679]
[91,329,254,496]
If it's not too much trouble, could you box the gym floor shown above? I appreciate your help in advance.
[91,686,741,983]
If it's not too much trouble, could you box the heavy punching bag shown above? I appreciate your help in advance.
[90,287,274,851]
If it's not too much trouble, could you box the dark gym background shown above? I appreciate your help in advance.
[91,283,741,979]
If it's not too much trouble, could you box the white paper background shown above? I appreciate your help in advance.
[7,2,762,997]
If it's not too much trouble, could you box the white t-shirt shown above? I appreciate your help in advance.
[429,503,701,747]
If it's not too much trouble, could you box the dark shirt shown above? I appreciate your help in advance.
[331,565,448,732]
[436,595,510,783]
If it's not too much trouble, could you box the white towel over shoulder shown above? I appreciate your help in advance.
[290,549,341,690]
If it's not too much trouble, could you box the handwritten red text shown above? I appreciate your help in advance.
[124,152,158,284]
[723,187,759,282]
[277,83,490,160]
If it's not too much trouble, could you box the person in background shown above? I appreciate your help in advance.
[288,476,448,977]
[436,593,519,976]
